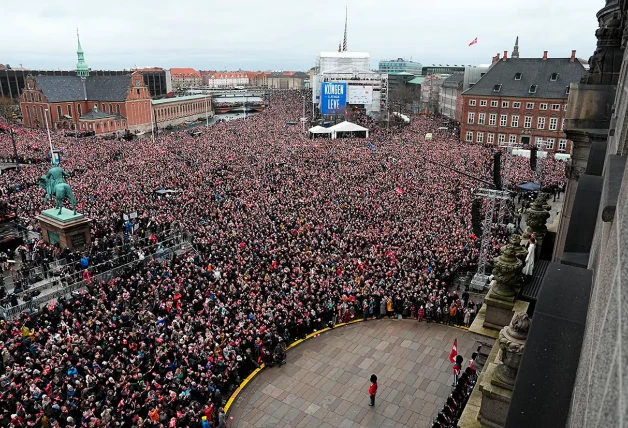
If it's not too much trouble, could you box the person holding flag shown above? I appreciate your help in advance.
[449,338,462,386]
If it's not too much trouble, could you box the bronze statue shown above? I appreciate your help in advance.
[39,166,77,215]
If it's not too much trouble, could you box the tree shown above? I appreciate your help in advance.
[0,96,18,121]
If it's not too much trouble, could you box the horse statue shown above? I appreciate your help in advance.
[39,166,78,215]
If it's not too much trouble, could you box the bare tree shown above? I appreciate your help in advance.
[0,96,18,121]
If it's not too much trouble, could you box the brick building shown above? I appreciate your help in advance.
[19,35,152,135]
[169,68,202,90]
[461,50,586,153]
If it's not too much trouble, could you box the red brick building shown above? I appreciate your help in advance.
[461,50,586,153]
[19,71,153,135]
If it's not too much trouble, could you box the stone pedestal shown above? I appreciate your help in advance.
[37,208,91,250]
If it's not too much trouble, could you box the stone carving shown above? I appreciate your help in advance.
[525,193,551,237]
[509,234,528,264]
[582,1,624,85]
[490,238,524,299]
[492,312,531,390]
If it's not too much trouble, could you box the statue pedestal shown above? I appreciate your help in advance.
[37,208,91,250]
[482,290,528,331]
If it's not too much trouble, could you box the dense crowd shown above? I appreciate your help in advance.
[0,90,566,427]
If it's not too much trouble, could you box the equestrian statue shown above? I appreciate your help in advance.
[38,165,78,215]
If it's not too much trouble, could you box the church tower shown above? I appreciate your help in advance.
[512,36,520,59]
[76,29,89,78]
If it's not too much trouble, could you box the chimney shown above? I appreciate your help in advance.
[496,53,501,61]
[542,51,548,61]
[503,51,508,61]
[570,50,576,62]
[492,55,498,64]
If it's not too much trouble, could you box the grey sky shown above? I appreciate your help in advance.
[4,0,600,71]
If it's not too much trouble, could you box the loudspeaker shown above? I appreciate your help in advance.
[530,147,537,171]
[493,152,502,190]
[471,199,483,237]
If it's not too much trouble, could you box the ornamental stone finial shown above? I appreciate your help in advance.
[492,312,530,390]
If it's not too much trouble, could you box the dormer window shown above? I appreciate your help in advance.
[550,73,558,81]
[529,85,538,94]
[493,84,502,92]
[566,86,570,95]
[514,73,522,80]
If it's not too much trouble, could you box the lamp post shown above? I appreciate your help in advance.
[43,109,54,161]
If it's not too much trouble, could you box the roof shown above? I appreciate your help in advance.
[329,121,369,132]
[407,76,425,85]
[387,72,414,76]
[169,68,201,78]
[151,94,209,105]
[79,109,117,120]
[463,58,586,98]
[34,75,132,102]
[309,125,332,134]
[442,73,464,88]
[269,71,308,78]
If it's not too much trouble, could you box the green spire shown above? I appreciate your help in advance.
[76,29,89,78]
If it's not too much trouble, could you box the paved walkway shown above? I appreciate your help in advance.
[228,319,482,428]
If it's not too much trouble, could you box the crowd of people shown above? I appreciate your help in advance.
[0,90,566,427]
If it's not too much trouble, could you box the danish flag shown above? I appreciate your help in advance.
[468,37,478,47]
[449,338,458,363]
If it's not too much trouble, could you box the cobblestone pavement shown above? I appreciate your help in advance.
[228,319,480,428]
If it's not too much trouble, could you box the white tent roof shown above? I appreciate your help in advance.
[309,125,332,134]
[328,121,369,133]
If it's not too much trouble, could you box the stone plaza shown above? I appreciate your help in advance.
[228,319,483,428]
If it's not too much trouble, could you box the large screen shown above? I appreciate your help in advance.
[320,82,347,115]
[348,85,373,105]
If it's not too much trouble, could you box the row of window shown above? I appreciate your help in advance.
[464,131,568,150]
[155,101,206,119]
[467,112,564,130]
[468,99,567,111]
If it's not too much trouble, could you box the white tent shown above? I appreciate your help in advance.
[309,125,333,138]
[328,121,369,139]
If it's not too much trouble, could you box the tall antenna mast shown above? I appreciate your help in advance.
[343,6,348,52]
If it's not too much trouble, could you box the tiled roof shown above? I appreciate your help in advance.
[34,75,131,102]
[169,68,201,78]
[463,58,586,98]
[442,73,464,88]
[79,110,117,120]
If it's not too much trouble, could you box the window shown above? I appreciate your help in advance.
[551,104,560,111]
[489,113,497,125]
[511,115,519,127]
[67,104,72,117]
[476,132,484,143]
[101,103,106,112]
[56,105,62,119]
[513,102,521,109]
[563,104,568,111]
[549,118,558,130]
[116,104,121,114]
[502,101,509,108]
[468,112,475,124]
[535,137,544,148]
[78,104,82,116]
[550,73,559,81]
[465,131,473,142]
[514,72,522,80]
[478,113,485,125]
[509,135,517,144]
[559,139,567,151]
[491,100,498,107]
[487,133,495,144]
[540,103,548,110]
[480,100,487,107]
[561,118,565,130]
[469,99,476,106]
[526,102,534,109]
[500,114,508,127]
[524,116,532,128]
[546,138,555,150]
[493,84,502,92]
[529,85,538,94]
[109,104,113,113]
[498,134,506,144]
[566,86,570,95]
[537,117,546,129]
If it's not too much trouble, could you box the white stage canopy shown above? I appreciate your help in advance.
[328,121,369,139]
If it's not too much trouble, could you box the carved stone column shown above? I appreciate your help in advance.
[492,312,531,390]
[524,192,551,243]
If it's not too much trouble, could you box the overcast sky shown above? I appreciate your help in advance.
[4,0,600,71]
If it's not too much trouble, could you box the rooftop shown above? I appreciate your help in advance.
[169,68,201,78]
[32,74,132,102]
[463,57,586,98]
[151,94,209,105]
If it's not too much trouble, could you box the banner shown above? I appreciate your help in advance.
[320,82,347,115]
[348,85,373,105]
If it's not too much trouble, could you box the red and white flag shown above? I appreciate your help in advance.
[449,338,458,363]
[468,37,478,47]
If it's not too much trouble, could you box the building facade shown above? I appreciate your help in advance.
[200,71,250,88]
[267,72,308,89]
[169,68,202,90]
[420,75,447,113]
[460,51,586,152]
[378,58,423,75]
[439,73,464,121]
[152,94,212,128]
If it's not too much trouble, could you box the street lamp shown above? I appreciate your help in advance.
[43,109,54,161]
